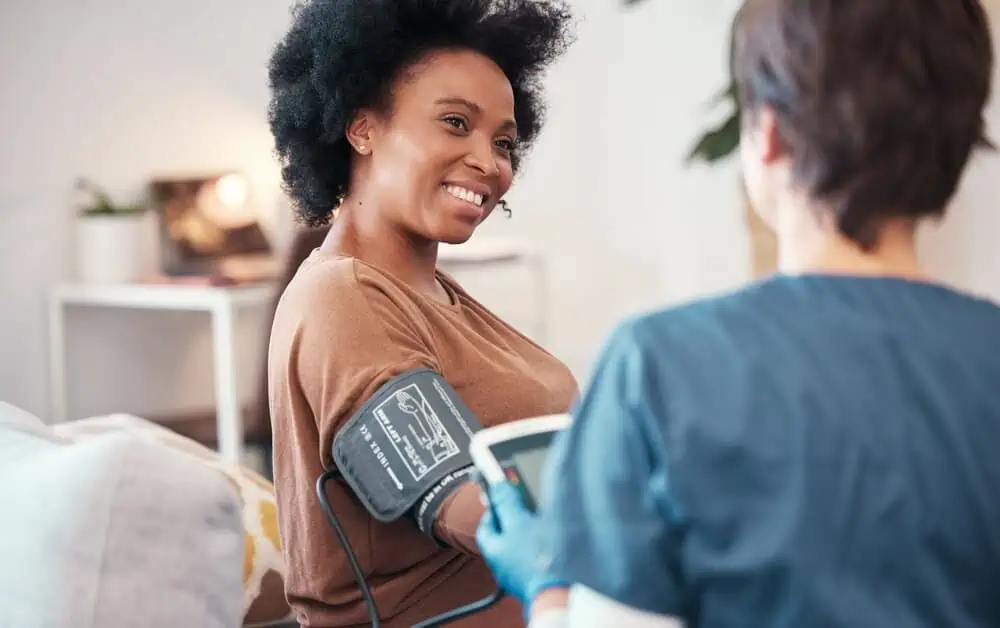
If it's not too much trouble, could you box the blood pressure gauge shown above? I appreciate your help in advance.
[469,413,571,512]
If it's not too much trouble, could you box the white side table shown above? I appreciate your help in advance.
[48,282,276,463]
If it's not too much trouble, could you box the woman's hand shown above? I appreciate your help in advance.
[475,481,568,607]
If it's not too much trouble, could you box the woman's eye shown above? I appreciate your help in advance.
[494,138,516,152]
[443,116,468,131]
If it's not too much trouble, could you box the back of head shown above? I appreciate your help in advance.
[267,0,575,227]
[733,0,994,249]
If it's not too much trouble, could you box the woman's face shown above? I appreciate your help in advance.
[349,48,518,244]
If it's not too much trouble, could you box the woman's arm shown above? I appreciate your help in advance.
[537,321,687,617]
[432,481,485,554]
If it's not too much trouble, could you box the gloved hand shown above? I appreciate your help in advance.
[475,480,567,608]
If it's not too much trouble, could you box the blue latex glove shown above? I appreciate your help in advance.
[476,480,567,607]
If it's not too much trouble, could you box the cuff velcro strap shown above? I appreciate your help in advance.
[332,368,482,523]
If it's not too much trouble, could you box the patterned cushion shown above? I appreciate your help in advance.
[53,414,292,627]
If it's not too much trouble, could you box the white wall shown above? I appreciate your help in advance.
[1,0,998,420]
[0,0,294,419]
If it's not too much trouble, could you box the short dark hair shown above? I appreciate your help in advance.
[733,0,994,248]
[267,0,575,227]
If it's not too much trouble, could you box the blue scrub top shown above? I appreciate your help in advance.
[540,275,1000,627]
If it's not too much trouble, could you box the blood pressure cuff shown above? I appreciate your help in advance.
[332,368,482,538]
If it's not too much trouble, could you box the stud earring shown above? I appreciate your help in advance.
[358,145,367,154]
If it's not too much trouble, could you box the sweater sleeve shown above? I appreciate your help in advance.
[272,258,483,565]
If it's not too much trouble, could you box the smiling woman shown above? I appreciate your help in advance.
[265,1,578,627]
[341,50,522,245]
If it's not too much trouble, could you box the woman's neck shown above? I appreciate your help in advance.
[321,200,443,298]
[774,200,929,281]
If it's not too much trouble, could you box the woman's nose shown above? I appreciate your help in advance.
[465,136,500,177]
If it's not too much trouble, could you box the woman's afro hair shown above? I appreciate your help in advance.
[267,0,576,227]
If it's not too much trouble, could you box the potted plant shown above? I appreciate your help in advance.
[73,177,155,284]
[625,0,778,276]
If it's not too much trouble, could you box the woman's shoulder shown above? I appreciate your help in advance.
[619,273,1000,374]
[274,253,442,363]
[276,254,402,334]
[601,278,814,369]
[280,254,363,313]
[282,253,418,313]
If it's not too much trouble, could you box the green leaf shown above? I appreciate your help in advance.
[685,111,740,164]
[74,176,148,216]
[619,0,744,167]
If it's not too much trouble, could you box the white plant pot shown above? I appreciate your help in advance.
[75,213,154,284]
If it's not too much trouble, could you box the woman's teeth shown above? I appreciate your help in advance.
[444,185,485,207]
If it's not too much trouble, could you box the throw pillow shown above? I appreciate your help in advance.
[0,403,244,628]
[54,414,292,627]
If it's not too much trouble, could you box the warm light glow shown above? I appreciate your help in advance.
[195,172,257,228]
[216,173,249,208]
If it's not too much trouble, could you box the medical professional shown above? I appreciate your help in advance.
[478,0,1000,626]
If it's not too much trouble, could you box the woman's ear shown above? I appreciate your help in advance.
[756,106,784,165]
[346,109,377,155]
